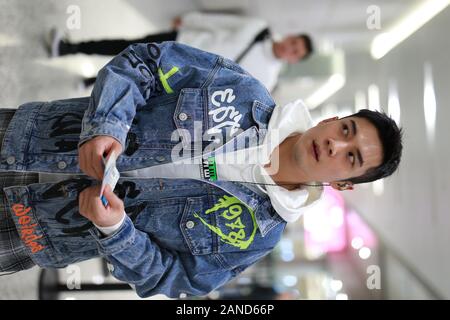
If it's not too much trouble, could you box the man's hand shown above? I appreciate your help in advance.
[79,184,125,227]
[78,136,122,180]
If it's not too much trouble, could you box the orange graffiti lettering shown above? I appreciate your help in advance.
[11,203,45,254]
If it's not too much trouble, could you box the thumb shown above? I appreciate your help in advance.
[103,140,122,159]
[103,185,122,209]
[109,140,122,156]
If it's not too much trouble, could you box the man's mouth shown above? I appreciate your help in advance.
[312,140,320,162]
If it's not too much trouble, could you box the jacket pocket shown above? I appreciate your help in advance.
[180,195,217,255]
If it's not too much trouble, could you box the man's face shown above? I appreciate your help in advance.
[274,36,308,63]
[291,116,383,184]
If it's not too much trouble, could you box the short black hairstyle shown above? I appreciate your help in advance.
[297,34,314,59]
[343,109,403,184]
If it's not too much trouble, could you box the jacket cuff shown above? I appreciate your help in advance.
[78,119,128,150]
[90,215,136,255]
[93,210,127,237]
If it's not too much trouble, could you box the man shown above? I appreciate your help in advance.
[0,41,402,298]
[48,11,314,92]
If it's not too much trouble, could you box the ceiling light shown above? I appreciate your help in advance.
[354,91,366,112]
[368,84,381,111]
[371,0,450,59]
[305,74,345,109]
[388,80,401,125]
[424,62,437,144]
[372,179,384,196]
[359,247,372,260]
[351,237,364,250]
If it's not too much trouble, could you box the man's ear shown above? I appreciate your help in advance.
[318,116,339,125]
[330,181,354,191]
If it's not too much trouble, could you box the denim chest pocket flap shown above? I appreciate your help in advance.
[173,88,206,150]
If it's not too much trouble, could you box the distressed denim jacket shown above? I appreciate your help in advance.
[0,42,286,298]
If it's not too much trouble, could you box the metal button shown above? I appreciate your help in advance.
[178,112,188,121]
[57,161,67,170]
[155,155,166,162]
[6,156,15,165]
[186,221,195,229]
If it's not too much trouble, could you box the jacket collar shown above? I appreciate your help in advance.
[203,100,283,236]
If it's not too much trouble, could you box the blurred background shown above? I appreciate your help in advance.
[0,0,449,300]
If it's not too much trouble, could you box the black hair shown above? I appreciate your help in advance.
[297,34,314,59]
[343,109,403,184]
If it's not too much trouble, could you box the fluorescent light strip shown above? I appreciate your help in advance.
[305,74,345,109]
[354,90,366,112]
[368,84,380,111]
[371,0,450,59]
[388,80,401,125]
[372,178,384,196]
[423,62,437,144]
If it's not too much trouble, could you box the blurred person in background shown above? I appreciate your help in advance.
[47,11,314,92]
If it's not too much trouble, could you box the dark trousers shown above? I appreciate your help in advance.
[64,30,178,87]
[62,30,178,56]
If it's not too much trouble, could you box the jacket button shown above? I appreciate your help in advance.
[178,112,188,121]
[6,156,15,165]
[186,221,195,229]
[155,155,166,162]
[57,161,67,170]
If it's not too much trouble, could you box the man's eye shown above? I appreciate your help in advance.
[348,152,355,165]
[343,124,349,136]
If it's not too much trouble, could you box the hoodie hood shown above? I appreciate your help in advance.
[255,99,324,222]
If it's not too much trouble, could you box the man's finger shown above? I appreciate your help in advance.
[105,142,122,160]
[112,142,122,156]
[90,149,103,180]
[103,185,122,209]
[79,189,87,217]
[85,186,99,210]
[78,147,86,174]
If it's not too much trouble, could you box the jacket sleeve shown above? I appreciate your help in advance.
[78,41,218,151]
[89,215,237,298]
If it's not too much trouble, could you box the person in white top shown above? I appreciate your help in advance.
[47,11,314,92]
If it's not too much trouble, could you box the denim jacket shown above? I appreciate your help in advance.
[0,42,286,298]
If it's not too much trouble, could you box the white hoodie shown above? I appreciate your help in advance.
[254,99,324,222]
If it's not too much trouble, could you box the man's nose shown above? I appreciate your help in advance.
[327,138,348,157]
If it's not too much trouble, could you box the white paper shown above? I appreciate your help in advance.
[100,150,120,206]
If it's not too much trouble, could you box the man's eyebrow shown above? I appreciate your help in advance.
[350,119,357,136]
[350,119,364,167]
[357,150,364,167]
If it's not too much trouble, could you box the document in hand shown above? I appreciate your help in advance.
[100,150,120,207]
